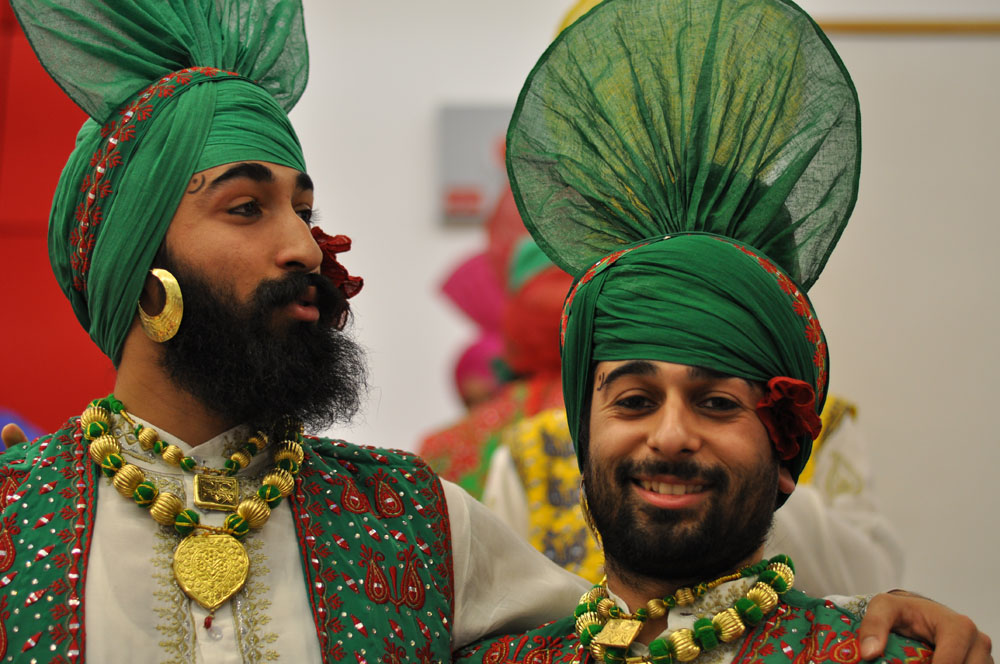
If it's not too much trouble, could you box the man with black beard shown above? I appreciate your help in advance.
[1,1,596,660]
[153,246,366,433]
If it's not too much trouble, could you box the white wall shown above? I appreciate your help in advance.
[295,1,1000,637]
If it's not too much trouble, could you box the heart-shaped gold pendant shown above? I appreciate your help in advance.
[173,534,249,612]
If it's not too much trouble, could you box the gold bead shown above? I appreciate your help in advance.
[583,586,608,605]
[713,608,746,642]
[589,643,607,662]
[262,469,295,497]
[768,562,795,589]
[88,434,121,465]
[112,464,145,498]
[229,451,252,469]
[668,629,701,662]
[137,427,159,452]
[597,597,616,618]
[574,611,601,635]
[248,433,269,452]
[747,582,779,613]
[674,587,696,606]
[160,444,184,466]
[275,441,304,465]
[149,492,184,526]
[80,406,111,438]
[646,598,667,619]
[236,497,272,529]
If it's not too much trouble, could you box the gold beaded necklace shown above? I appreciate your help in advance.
[574,555,795,664]
[80,395,304,617]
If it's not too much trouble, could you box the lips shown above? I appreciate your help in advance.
[284,285,320,322]
[631,475,711,509]
[635,479,706,495]
[298,285,317,308]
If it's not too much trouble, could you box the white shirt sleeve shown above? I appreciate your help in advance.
[481,444,531,538]
[444,478,590,650]
[765,415,905,596]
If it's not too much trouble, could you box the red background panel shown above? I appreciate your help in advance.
[0,12,114,436]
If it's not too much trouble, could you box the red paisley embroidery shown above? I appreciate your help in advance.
[360,546,390,604]
[339,476,372,515]
[397,547,425,610]
[369,470,404,519]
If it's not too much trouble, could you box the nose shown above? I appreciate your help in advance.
[646,398,703,457]
[275,210,323,274]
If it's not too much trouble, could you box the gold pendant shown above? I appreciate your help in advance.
[193,474,239,510]
[173,534,249,612]
[594,618,643,649]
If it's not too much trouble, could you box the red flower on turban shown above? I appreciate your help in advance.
[755,377,822,460]
[311,227,363,300]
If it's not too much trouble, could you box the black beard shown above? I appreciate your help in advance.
[156,253,367,433]
[583,456,778,586]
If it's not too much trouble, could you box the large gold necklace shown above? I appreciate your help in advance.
[574,555,794,663]
[80,395,304,618]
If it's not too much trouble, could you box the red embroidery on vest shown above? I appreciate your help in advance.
[361,546,391,604]
[335,475,372,514]
[0,595,8,659]
[360,545,426,611]
[368,469,404,518]
[901,644,935,664]
[792,624,861,664]
[382,636,407,664]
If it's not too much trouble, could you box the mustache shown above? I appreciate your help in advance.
[251,272,343,326]
[613,458,729,490]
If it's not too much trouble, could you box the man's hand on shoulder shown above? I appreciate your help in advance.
[858,590,992,664]
[2,423,28,450]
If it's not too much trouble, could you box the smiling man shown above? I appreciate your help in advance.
[456,0,993,662]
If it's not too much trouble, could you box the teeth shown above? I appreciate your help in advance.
[639,480,704,495]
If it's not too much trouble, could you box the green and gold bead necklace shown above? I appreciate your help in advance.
[80,394,306,617]
[574,555,795,664]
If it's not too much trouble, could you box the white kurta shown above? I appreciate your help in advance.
[85,419,588,663]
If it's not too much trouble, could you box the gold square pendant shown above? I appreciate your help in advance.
[593,618,643,649]
[193,474,239,511]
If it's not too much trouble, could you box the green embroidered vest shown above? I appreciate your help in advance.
[455,589,933,664]
[0,419,454,663]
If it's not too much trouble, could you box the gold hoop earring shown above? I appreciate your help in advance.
[579,481,602,549]
[138,268,183,342]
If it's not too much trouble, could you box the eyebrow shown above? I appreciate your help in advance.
[688,366,737,381]
[688,365,763,392]
[597,360,658,391]
[204,163,314,193]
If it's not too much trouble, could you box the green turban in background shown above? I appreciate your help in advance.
[507,0,860,484]
[12,0,309,363]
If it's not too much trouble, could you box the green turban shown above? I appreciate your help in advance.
[506,0,859,483]
[12,0,309,363]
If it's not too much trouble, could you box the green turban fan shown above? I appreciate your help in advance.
[506,0,860,483]
[12,0,309,363]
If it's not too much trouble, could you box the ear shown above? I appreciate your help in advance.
[777,465,796,496]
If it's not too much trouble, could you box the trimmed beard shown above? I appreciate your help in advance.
[583,454,779,586]
[156,250,367,433]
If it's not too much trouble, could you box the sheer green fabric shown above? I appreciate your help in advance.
[507,0,858,483]
[508,0,858,289]
[12,0,307,363]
